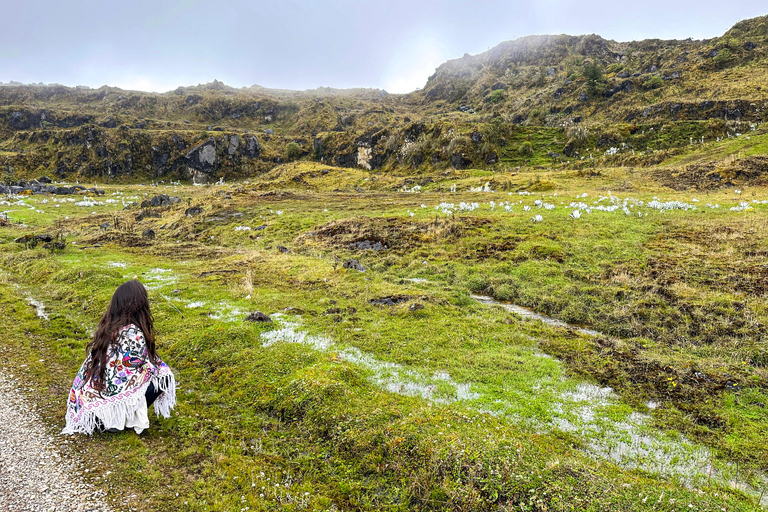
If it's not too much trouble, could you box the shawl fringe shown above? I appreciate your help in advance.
[62,368,176,435]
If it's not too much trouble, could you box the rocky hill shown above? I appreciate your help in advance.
[1,15,767,183]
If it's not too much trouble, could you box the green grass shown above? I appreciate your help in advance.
[1,175,767,510]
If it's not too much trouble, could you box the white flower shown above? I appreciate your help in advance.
[531,214,543,223]
[570,210,581,219]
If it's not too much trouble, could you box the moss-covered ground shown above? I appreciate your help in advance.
[0,163,767,511]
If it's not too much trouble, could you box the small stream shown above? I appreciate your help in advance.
[471,294,604,337]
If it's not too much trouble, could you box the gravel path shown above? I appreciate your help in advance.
[0,372,112,512]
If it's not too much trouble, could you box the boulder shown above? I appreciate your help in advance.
[244,136,260,158]
[185,206,204,217]
[184,138,218,173]
[228,134,239,156]
[245,311,272,322]
[148,194,181,207]
[37,176,52,184]
[342,259,366,272]
[451,154,471,170]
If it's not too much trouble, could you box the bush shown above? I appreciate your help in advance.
[642,76,664,90]
[487,89,505,104]
[713,48,734,69]
[518,141,534,158]
[582,60,604,96]
[285,142,301,161]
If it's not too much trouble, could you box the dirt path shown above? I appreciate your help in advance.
[0,372,112,512]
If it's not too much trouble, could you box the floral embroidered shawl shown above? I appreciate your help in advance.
[62,324,176,435]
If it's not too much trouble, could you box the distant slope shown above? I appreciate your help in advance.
[0,15,766,182]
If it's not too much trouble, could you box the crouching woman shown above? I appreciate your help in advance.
[62,279,176,435]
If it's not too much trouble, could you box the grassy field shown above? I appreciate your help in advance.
[0,162,767,511]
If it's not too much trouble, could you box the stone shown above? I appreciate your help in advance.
[37,176,52,184]
[342,259,366,272]
[263,129,274,135]
[744,41,757,51]
[34,234,53,242]
[349,240,386,251]
[547,67,556,76]
[244,311,271,322]
[245,135,261,158]
[708,49,719,58]
[185,206,204,217]
[254,224,267,231]
[277,245,291,253]
[648,65,658,73]
[409,303,424,311]
[147,194,181,207]
[450,153,471,170]
[184,138,217,173]
[142,229,155,240]
[617,72,630,79]
[470,131,483,143]
[485,152,498,164]
[553,87,565,99]
[579,92,588,101]
[228,134,239,156]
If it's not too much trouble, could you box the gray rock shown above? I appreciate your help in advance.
[451,153,471,170]
[148,194,180,207]
[244,136,260,158]
[142,229,155,239]
[228,134,239,156]
[263,129,274,135]
[342,259,366,272]
[547,67,556,76]
[245,311,272,322]
[184,138,217,173]
[185,206,204,217]
[277,245,291,253]
[349,240,386,251]
[708,49,719,58]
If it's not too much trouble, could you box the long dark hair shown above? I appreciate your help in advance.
[84,279,158,390]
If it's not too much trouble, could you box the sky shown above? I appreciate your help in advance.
[1,0,766,94]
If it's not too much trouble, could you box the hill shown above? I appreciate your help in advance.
[0,15,767,183]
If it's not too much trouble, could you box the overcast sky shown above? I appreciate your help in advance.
[1,1,765,94]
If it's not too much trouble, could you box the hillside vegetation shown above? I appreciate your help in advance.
[0,15,767,185]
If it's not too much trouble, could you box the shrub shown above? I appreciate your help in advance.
[487,89,505,104]
[642,76,664,90]
[582,60,604,96]
[285,142,301,161]
[518,141,534,158]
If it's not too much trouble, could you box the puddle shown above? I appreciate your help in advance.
[471,295,603,337]
[142,268,177,290]
[26,298,49,320]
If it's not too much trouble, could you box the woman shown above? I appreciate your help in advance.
[62,279,176,434]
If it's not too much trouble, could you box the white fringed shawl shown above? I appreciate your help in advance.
[62,325,176,435]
